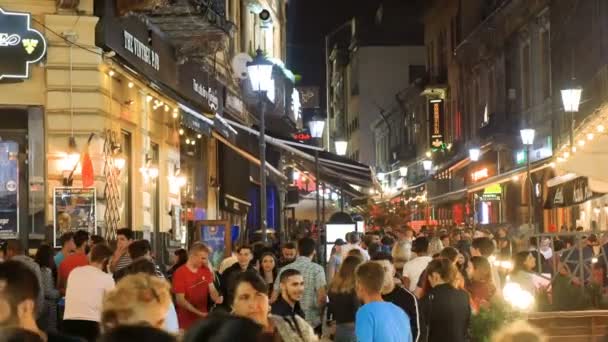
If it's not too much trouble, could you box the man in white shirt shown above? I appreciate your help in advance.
[63,244,115,341]
[341,231,370,260]
[402,237,432,291]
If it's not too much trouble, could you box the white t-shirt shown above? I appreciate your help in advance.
[64,265,115,322]
[340,243,370,260]
[402,256,433,291]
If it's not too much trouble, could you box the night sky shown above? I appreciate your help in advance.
[286,0,425,107]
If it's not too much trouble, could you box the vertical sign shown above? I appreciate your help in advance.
[201,225,226,269]
[428,99,445,148]
[0,142,19,239]
[53,187,97,247]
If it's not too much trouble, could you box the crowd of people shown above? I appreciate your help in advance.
[0,224,561,342]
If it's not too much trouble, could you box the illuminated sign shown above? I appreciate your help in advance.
[471,168,489,182]
[0,8,47,80]
[516,150,526,165]
[428,99,445,148]
[292,131,312,141]
[484,184,502,194]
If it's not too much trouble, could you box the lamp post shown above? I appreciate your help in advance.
[469,147,480,162]
[561,85,582,152]
[422,159,432,174]
[308,117,325,247]
[334,139,348,211]
[521,128,536,231]
[247,49,275,243]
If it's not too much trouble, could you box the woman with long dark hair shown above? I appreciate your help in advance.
[34,244,60,332]
[166,248,187,282]
[327,256,363,342]
[258,252,278,296]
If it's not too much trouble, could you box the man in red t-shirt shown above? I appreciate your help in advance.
[57,230,90,295]
[172,242,223,329]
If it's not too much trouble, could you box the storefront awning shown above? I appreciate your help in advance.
[544,176,605,209]
[559,135,608,183]
[225,118,374,197]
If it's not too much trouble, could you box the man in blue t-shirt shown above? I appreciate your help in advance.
[355,261,412,342]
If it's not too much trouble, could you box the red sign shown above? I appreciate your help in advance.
[292,133,312,141]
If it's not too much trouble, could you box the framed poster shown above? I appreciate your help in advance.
[194,220,231,269]
[53,187,97,247]
[0,141,19,239]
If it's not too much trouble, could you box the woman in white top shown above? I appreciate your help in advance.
[63,244,115,342]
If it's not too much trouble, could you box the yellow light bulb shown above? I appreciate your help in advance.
[128,82,134,88]
[598,125,605,133]
[588,133,595,141]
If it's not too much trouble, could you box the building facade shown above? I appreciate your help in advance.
[0,0,291,257]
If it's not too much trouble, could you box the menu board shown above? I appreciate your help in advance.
[53,187,97,247]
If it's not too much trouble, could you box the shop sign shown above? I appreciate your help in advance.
[297,86,319,108]
[484,184,502,194]
[428,99,445,148]
[53,187,97,247]
[544,176,604,209]
[0,141,19,239]
[481,193,501,201]
[471,168,489,182]
[0,8,47,80]
[123,30,159,71]
[201,224,227,269]
[99,13,178,88]
[178,60,223,114]
[292,130,312,142]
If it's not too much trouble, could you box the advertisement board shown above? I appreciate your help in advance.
[53,187,97,247]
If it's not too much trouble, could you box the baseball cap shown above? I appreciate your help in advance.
[334,238,346,246]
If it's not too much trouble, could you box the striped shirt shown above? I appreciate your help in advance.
[114,254,132,273]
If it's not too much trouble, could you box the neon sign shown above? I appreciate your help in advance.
[0,8,47,80]
[292,132,312,141]
[471,168,489,182]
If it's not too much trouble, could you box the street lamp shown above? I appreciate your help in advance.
[469,148,481,162]
[399,166,408,177]
[422,160,433,172]
[520,128,535,231]
[308,117,325,245]
[247,49,275,243]
[309,117,325,139]
[561,85,582,151]
[335,139,348,156]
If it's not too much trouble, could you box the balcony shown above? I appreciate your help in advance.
[131,0,235,58]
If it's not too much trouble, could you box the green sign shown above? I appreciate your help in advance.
[516,150,526,165]
[484,184,502,194]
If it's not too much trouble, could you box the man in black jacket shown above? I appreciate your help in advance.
[220,245,255,309]
[271,269,305,319]
[372,252,422,342]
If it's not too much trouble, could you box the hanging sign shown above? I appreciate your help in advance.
[0,142,19,239]
[544,177,604,209]
[0,8,47,80]
[53,187,97,247]
[428,99,445,148]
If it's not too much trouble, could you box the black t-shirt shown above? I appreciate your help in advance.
[47,331,85,342]
[271,295,305,319]
[383,286,421,342]
[327,290,360,324]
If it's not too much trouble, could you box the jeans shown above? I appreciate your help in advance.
[335,323,356,342]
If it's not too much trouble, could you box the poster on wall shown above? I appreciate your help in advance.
[0,141,19,239]
[201,225,227,269]
[53,187,97,247]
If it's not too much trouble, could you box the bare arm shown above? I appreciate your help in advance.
[175,293,206,317]
[209,283,223,304]
[317,286,327,308]
[414,286,424,299]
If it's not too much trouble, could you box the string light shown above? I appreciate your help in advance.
[587,133,595,141]
[179,129,184,135]
[128,82,134,88]
[598,125,605,133]
[164,105,170,112]
[146,95,153,102]
[172,111,178,119]
[578,140,585,146]
[108,70,115,77]
[197,134,202,139]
